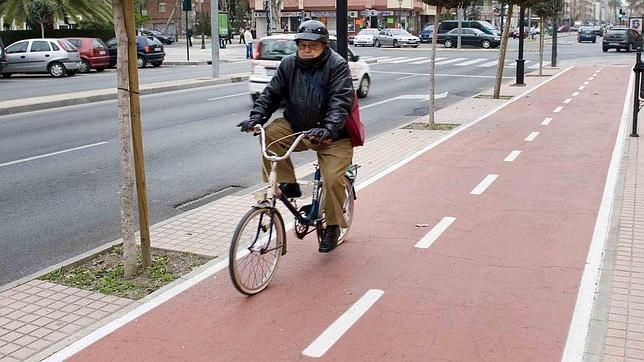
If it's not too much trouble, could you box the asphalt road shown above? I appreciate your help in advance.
[0,43,634,287]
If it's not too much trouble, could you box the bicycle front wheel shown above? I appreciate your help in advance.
[229,207,286,295]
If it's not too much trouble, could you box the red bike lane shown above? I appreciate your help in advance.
[65,65,630,361]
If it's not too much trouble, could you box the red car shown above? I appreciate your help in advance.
[64,37,110,73]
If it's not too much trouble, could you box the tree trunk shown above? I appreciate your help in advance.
[427,5,442,128]
[40,22,45,38]
[551,17,558,68]
[538,18,544,76]
[493,3,514,99]
[112,0,138,279]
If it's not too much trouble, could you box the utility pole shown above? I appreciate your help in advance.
[337,0,348,60]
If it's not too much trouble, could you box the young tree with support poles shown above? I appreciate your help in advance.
[533,0,564,76]
[111,0,153,278]
[421,0,473,129]
[26,0,58,38]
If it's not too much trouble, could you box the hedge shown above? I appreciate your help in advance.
[0,29,116,45]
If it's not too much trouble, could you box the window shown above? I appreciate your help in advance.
[30,41,51,52]
[50,42,60,51]
[67,39,82,48]
[159,2,166,12]
[6,41,28,54]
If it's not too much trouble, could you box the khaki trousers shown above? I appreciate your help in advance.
[262,118,354,228]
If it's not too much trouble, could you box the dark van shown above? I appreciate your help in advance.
[437,20,500,36]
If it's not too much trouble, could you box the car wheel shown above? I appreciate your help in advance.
[393,40,399,48]
[1,73,12,78]
[48,62,67,78]
[95,67,106,72]
[152,61,162,67]
[444,39,453,48]
[375,40,381,47]
[412,45,419,48]
[79,60,91,73]
[593,39,596,43]
[482,40,491,49]
[357,75,370,98]
[137,55,146,68]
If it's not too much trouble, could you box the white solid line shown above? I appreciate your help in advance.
[504,150,521,162]
[44,258,231,361]
[414,217,456,249]
[434,57,467,65]
[554,106,564,113]
[207,92,247,101]
[470,174,499,195]
[524,132,540,142]
[0,142,109,168]
[356,66,575,193]
[563,98,572,104]
[572,92,580,97]
[454,58,487,66]
[561,71,634,362]
[579,86,585,90]
[302,289,384,358]
[541,117,553,126]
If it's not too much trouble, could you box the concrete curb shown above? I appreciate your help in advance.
[0,73,250,116]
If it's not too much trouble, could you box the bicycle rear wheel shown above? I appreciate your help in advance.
[229,207,286,295]
[317,177,355,245]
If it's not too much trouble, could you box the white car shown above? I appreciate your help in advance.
[353,28,380,47]
[249,34,371,102]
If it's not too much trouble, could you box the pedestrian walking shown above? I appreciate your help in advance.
[244,27,254,59]
[187,28,193,47]
[239,27,245,44]
[530,25,537,40]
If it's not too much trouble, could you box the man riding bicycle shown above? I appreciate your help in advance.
[237,20,354,253]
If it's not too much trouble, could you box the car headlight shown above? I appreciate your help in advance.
[494,37,501,40]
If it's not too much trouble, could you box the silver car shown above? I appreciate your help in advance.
[1,38,81,78]
[375,28,420,48]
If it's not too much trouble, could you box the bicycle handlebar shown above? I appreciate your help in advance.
[254,124,307,162]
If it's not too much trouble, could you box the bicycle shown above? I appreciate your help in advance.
[229,124,359,295]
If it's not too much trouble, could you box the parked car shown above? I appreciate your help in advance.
[374,28,420,48]
[141,28,174,45]
[329,30,354,45]
[558,25,571,32]
[64,37,110,73]
[437,20,500,36]
[419,23,434,43]
[353,28,380,46]
[1,38,81,78]
[248,34,371,102]
[577,28,597,43]
[603,27,643,52]
[106,35,165,68]
[511,26,529,39]
[438,28,501,49]
[0,37,6,74]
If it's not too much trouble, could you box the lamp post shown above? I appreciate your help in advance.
[516,6,526,86]
[200,0,206,49]
[398,0,403,29]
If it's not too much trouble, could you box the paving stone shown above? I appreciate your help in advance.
[0,344,19,356]
[8,346,36,360]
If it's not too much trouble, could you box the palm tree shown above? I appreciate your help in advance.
[0,0,113,28]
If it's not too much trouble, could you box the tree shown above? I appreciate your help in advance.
[26,0,58,38]
[533,0,564,76]
[421,0,473,128]
[627,0,644,16]
[1,0,113,29]
[608,0,621,23]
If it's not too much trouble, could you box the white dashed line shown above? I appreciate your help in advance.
[554,106,564,113]
[584,81,590,85]
[504,150,522,162]
[0,142,109,168]
[541,117,553,125]
[563,98,572,104]
[572,92,580,97]
[414,217,456,249]
[525,132,540,142]
[588,77,594,81]
[207,92,247,101]
[579,86,585,90]
[302,289,385,358]
[470,174,499,195]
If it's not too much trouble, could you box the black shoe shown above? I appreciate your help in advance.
[279,183,302,198]
[319,225,340,253]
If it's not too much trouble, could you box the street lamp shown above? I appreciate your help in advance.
[398,0,403,29]
[200,0,206,49]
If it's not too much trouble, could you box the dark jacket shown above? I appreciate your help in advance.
[249,48,354,139]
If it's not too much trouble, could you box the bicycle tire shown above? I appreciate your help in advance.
[229,207,286,295]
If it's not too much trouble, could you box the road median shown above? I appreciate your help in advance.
[0,73,250,116]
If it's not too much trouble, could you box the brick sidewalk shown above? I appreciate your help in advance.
[1,64,628,361]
